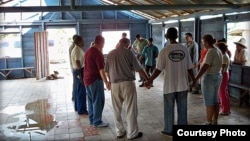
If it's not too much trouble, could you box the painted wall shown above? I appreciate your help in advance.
[150,13,250,98]
[0,0,148,79]
[151,13,250,53]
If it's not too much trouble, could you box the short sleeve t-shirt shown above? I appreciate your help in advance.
[84,47,105,86]
[105,47,142,83]
[141,45,159,66]
[156,43,193,94]
[203,47,222,74]
[71,45,84,69]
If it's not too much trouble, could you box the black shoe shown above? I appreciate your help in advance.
[192,90,199,94]
[189,88,192,92]
[160,131,172,138]
[128,132,143,140]
[201,122,212,125]
[139,83,144,87]
[116,131,126,138]
[192,91,200,94]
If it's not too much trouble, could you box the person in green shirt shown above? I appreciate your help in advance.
[132,34,148,83]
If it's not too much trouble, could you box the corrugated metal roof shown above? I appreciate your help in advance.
[0,0,249,23]
[99,0,250,22]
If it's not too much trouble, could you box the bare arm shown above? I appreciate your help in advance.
[76,60,82,70]
[100,69,111,90]
[144,69,161,88]
[138,69,149,81]
[195,64,209,81]
[105,72,110,82]
[188,69,195,82]
[221,64,226,73]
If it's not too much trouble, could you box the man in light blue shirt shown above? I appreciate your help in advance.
[139,38,159,87]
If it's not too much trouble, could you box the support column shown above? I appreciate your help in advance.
[194,17,201,55]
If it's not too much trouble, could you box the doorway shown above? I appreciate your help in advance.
[46,28,76,76]
[102,30,130,55]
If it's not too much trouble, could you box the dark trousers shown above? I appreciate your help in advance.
[145,64,156,76]
[144,65,156,85]
[137,54,145,80]
[73,68,88,114]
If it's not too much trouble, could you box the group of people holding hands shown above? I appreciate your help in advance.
[69,27,248,139]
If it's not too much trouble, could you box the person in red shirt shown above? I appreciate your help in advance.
[84,35,110,128]
[195,47,208,68]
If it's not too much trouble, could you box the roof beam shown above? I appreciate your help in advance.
[149,5,250,23]
[0,19,148,26]
[0,4,245,13]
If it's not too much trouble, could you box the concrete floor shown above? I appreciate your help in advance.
[0,73,250,141]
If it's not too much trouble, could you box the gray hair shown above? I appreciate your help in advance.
[119,38,130,46]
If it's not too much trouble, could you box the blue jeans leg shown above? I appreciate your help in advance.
[201,74,222,106]
[76,81,87,114]
[86,79,105,126]
[176,91,188,125]
[163,91,187,134]
[73,69,78,111]
[73,69,87,114]
[71,69,75,100]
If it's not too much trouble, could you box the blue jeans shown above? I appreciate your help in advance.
[71,68,75,100]
[201,73,222,106]
[86,79,105,126]
[73,69,87,114]
[163,90,188,134]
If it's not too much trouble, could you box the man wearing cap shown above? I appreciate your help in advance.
[233,38,248,65]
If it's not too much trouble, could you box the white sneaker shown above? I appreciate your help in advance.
[95,122,109,128]
[201,122,212,125]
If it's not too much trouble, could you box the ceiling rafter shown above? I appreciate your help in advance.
[222,0,234,4]
[144,0,181,18]
[101,0,161,19]
[184,0,204,13]
[125,0,164,19]
[162,0,186,16]
[185,0,214,13]
[0,0,14,5]
[1,0,249,22]
[99,0,155,19]
[165,0,194,14]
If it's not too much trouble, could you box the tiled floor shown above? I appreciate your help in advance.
[0,72,250,141]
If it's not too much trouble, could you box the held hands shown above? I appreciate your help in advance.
[189,80,196,88]
[105,82,111,90]
[193,63,199,69]
[144,80,153,89]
